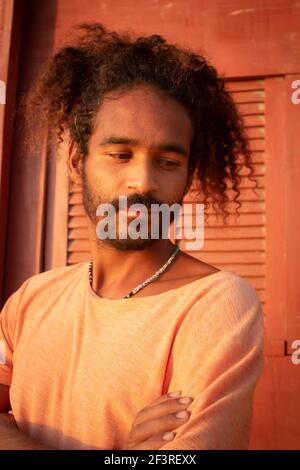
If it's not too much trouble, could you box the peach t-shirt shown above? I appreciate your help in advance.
[0,261,264,450]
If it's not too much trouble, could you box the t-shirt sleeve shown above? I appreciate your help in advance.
[159,275,265,450]
[0,279,30,386]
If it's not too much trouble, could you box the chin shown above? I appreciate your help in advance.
[103,237,158,251]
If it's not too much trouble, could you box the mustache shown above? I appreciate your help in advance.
[111,194,165,211]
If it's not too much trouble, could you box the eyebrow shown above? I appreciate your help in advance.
[99,135,188,158]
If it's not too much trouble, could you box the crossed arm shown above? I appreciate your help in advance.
[0,384,52,449]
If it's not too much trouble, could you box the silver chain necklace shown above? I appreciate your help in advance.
[88,244,180,299]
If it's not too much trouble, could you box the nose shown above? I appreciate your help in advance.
[125,160,159,193]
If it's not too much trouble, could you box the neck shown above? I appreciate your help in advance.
[87,224,178,297]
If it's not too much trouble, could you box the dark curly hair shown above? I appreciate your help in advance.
[20,22,257,223]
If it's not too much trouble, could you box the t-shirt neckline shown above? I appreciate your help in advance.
[83,262,229,304]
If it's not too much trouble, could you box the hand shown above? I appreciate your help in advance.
[121,391,194,450]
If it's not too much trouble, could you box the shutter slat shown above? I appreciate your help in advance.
[226,80,264,92]
[239,175,264,188]
[243,277,265,290]
[69,216,88,228]
[239,163,265,176]
[186,213,265,226]
[249,139,265,151]
[69,239,90,252]
[230,90,265,103]
[195,251,265,264]
[68,252,90,264]
[69,228,89,240]
[244,115,265,126]
[70,184,83,194]
[245,127,265,139]
[236,102,265,115]
[186,187,265,202]
[249,152,265,164]
[69,205,86,216]
[69,192,83,205]
[204,201,265,214]
[203,238,265,251]
[204,226,265,239]
[192,262,265,277]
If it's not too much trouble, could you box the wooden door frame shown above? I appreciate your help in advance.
[264,75,300,355]
[1,0,57,303]
[0,0,24,306]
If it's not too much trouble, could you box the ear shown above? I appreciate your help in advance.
[68,139,83,185]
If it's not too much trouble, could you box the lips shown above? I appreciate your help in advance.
[119,208,149,219]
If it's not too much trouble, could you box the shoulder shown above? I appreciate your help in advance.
[3,262,88,309]
[185,266,264,335]
[176,251,261,309]
[23,262,87,291]
[0,263,88,340]
[170,268,264,377]
[217,270,262,310]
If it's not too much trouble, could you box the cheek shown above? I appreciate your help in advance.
[84,157,124,201]
[159,168,188,201]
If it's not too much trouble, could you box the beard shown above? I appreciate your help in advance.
[81,167,184,251]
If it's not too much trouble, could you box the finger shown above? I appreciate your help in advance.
[137,395,194,425]
[146,391,182,408]
[133,408,191,443]
[135,391,182,423]
[130,431,177,450]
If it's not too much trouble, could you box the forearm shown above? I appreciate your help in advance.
[0,413,53,450]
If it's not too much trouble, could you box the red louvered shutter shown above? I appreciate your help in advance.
[180,78,266,308]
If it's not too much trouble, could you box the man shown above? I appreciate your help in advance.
[0,23,264,450]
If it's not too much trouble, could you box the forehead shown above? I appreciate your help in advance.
[91,85,193,146]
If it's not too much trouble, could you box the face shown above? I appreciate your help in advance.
[69,84,193,251]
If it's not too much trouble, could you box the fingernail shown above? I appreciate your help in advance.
[168,391,182,397]
[178,397,193,404]
[175,410,189,419]
[162,431,175,441]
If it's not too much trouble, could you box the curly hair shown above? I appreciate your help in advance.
[20,22,257,223]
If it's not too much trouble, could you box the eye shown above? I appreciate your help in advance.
[107,153,131,161]
[158,159,179,168]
